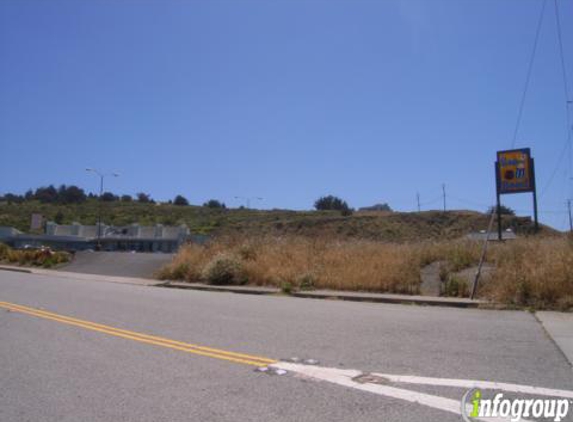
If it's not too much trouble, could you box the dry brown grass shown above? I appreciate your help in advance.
[0,243,71,268]
[483,237,573,310]
[157,235,573,310]
[157,236,483,295]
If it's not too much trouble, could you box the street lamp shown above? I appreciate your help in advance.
[234,196,263,209]
[86,168,119,250]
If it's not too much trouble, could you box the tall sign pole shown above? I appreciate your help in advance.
[568,199,573,232]
[495,148,538,240]
[495,162,502,241]
[531,158,539,233]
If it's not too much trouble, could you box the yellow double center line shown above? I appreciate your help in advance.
[0,301,277,367]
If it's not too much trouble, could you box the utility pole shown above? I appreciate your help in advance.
[416,192,421,212]
[568,199,573,232]
[442,183,446,212]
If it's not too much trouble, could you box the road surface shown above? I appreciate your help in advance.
[61,251,173,279]
[1,270,572,422]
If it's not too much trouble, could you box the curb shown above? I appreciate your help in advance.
[160,282,485,309]
[159,282,279,296]
[0,266,486,309]
[290,291,483,308]
[0,266,33,274]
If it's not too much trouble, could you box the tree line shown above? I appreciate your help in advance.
[0,185,227,209]
[2,186,401,215]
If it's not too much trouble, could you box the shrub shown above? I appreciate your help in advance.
[443,275,469,297]
[202,254,245,285]
[281,281,294,294]
[314,195,351,212]
[0,245,70,267]
[136,193,153,203]
[297,272,316,291]
[101,192,119,202]
[341,208,353,217]
[156,262,189,280]
[203,199,226,209]
[174,195,189,206]
[487,205,515,216]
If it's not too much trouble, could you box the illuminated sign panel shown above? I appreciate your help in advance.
[496,148,534,194]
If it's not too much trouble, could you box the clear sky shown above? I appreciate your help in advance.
[1,0,572,229]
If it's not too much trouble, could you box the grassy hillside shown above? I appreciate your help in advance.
[0,199,556,241]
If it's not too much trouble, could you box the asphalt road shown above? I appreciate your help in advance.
[1,270,572,422]
[61,251,173,279]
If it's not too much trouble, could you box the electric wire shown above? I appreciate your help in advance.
[511,0,548,148]
[541,0,572,199]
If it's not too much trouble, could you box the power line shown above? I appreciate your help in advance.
[552,0,573,197]
[540,138,570,198]
[511,0,548,148]
[448,194,566,215]
[553,0,571,103]
[419,196,442,206]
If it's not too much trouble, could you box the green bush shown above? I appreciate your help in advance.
[280,281,294,294]
[297,273,316,291]
[443,275,469,297]
[202,254,245,285]
[0,245,70,267]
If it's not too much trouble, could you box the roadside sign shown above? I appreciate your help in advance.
[496,148,534,194]
[494,148,538,239]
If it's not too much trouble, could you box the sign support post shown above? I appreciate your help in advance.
[531,158,539,233]
[495,162,502,241]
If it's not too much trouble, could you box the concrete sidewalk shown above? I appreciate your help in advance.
[536,312,573,369]
[0,265,486,308]
[0,265,161,286]
[162,281,487,308]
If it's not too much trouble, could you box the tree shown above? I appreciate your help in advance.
[100,192,119,202]
[173,195,189,206]
[57,185,86,204]
[120,194,132,202]
[1,193,24,204]
[314,195,350,211]
[488,205,515,216]
[203,199,226,209]
[314,195,353,216]
[34,185,59,203]
[136,192,153,203]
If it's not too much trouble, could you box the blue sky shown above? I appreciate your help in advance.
[1,0,572,229]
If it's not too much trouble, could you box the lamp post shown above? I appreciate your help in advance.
[86,168,119,250]
[234,196,263,209]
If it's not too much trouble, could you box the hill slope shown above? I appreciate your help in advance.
[0,200,556,242]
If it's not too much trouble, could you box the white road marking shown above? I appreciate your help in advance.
[272,362,573,422]
[370,373,573,399]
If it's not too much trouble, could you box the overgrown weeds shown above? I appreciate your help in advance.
[157,235,573,310]
[158,236,483,294]
[482,237,573,310]
[0,243,71,268]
